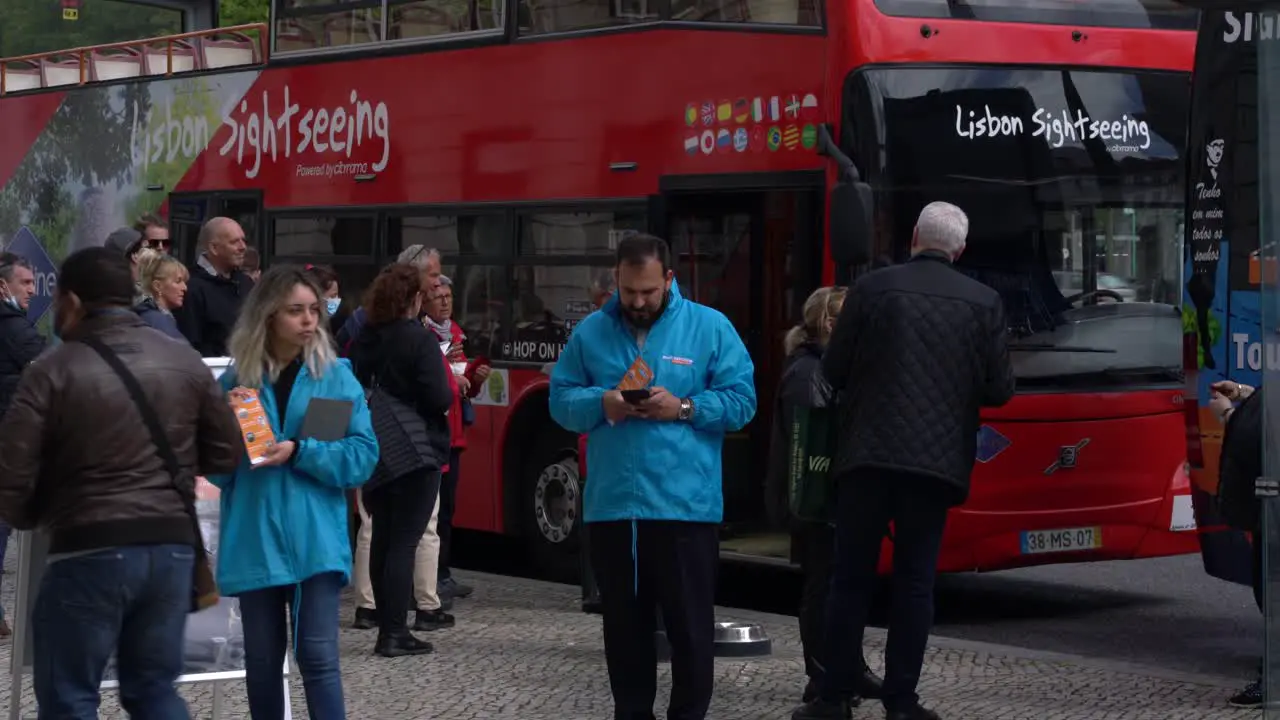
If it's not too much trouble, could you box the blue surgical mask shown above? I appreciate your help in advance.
[325,297,342,316]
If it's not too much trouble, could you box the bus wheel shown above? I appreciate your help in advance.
[523,427,582,582]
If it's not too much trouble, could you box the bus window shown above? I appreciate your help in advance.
[670,0,821,25]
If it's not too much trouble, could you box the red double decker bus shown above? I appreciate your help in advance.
[0,0,1197,581]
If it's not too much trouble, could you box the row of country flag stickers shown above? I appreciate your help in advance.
[685,94,821,127]
[684,123,818,155]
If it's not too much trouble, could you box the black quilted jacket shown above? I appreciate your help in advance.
[822,252,1015,504]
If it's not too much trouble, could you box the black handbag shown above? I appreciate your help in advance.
[78,336,220,613]
[365,377,431,490]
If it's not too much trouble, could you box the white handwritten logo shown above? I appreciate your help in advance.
[954,105,1152,152]
[130,98,211,172]
[218,85,391,180]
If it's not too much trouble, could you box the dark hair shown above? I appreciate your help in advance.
[615,232,671,273]
[59,247,134,308]
[243,246,261,272]
[0,252,32,283]
[305,264,339,294]
[133,213,166,234]
[364,264,422,325]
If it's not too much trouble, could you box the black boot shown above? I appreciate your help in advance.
[414,609,455,631]
[351,607,377,630]
[790,698,854,720]
[854,663,884,700]
[374,632,434,658]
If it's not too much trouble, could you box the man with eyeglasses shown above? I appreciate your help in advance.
[0,251,47,637]
[173,216,253,357]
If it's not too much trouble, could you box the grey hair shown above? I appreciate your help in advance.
[914,202,969,257]
[227,265,336,389]
[0,253,32,283]
[437,275,452,287]
[397,245,440,270]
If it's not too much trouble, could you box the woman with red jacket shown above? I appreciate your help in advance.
[422,275,489,606]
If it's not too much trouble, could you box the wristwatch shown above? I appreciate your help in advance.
[678,398,694,422]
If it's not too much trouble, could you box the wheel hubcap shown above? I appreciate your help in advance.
[534,456,579,544]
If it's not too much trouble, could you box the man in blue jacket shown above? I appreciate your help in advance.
[550,233,757,720]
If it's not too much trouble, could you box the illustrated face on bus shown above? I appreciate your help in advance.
[617,256,673,329]
[1,264,35,311]
[274,282,321,350]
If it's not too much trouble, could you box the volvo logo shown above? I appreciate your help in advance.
[1045,438,1091,475]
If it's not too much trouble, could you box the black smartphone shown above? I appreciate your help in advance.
[621,388,652,404]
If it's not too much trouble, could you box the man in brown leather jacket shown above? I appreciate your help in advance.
[0,247,242,719]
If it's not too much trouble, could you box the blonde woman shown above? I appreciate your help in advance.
[134,251,188,340]
[208,265,378,720]
[767,286,883,706]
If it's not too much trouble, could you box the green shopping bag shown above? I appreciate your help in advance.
[787,404,838,523]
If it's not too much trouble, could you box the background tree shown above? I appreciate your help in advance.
[0,0,180,57]
[218,0,270,26]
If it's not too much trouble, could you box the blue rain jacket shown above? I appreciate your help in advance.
[208,358,378,596]
[549,280,757,524]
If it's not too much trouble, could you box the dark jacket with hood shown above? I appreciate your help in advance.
[174,258,254,357]
[134,296,185,341]
[349,317,454,476]
[0,300,46,418]
[823,252,1016,505]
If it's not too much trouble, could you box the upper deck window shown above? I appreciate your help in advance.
[517,0,819,33]
[873,0,1197,31]
[274,0,503,54]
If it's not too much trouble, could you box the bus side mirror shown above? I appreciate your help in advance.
[829,181,873,267]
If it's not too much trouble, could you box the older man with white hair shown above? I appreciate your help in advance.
[793,201,1015,720]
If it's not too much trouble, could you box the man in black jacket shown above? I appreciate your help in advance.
[793,202,1015,720]
[0,251,45,636]
[174,217,254,356]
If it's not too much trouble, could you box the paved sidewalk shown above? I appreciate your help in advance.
[0,568,1255,719]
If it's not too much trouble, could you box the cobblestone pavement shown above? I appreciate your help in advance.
[0,567,1257,719]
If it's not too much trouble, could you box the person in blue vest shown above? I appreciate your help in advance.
[549,233,757,720]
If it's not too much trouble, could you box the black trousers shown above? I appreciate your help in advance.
[819,470,949,712]
[794,521,835,683]
[589,520,718,720]
[366,469,440,638]
[438,449,462,581]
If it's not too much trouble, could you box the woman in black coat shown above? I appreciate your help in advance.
[349,264,453,658]
[768,286,883,706]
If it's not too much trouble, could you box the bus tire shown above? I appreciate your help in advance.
[522,424,583,583]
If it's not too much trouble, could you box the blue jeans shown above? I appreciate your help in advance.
[239,572,345,720]
[32,544,194,720]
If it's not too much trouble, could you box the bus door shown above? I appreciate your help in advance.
[167,191,263,265]
[657,177,824,552]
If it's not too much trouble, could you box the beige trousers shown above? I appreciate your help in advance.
[352,488,442,611]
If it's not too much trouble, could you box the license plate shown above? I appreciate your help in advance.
[1020,527,1102,555]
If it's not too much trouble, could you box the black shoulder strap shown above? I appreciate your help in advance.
[79,337,186,493]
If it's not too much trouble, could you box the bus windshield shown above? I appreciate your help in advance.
[847,66,1189,381]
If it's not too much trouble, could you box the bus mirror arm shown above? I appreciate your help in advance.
[817,124,860,183]
[818,124,874,268]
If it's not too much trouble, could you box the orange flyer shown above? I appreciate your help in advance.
[617,357,654,391]
[232,389,277,465]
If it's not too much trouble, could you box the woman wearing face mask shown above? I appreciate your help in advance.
[210,266,378,720]
[767,286,883,708]
[305,265,348,345]
[134,251,189,341]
